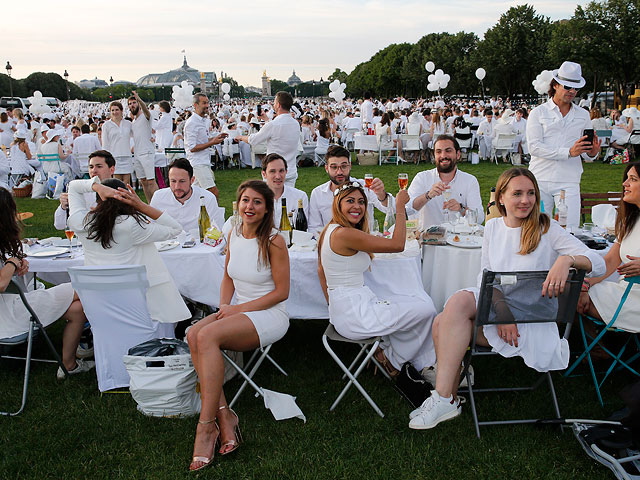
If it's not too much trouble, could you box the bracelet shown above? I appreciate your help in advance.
[567,254,576,267]
[425,192,432,201]
[5,260,19,272]
[581,281,590,293]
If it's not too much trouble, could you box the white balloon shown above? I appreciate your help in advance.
[172,85,180,93]
[427,83,438,92]
[428,74,435,83]
[223,93,230,101]
[339,82,346,91]
[439,81,449,89]
[34,91,43,98]
[443,74,450,82]
[425,61,435,72]
[181,81,188,88]
[475,68,486,81]
[435,69,444,77]
[335,92,345,102]
[221,83,231,94]
[329,80,339,92]
[328,91,336,99]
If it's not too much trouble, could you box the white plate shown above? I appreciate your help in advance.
[52,237,80,247]
[446,234,481,248]
[28,247,71,257]
[156,240,180,252]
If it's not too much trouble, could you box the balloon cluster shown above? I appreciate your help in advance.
[475,68,486,81]
[172,81,194,109]
[328,80,346,102]
[426,68,450,92]
[532,70,553,95]
[221,82,231,101]
[28,91,52,115]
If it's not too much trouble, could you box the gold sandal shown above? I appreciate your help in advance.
[189,419,220,472]
[374,347,400,378]
[218,406,243,456]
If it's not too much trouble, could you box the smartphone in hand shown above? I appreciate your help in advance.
[583,129,594,145]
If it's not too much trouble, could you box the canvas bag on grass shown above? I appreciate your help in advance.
[31,170,47,198]
[46,173,65,199]
[123,353,201,417]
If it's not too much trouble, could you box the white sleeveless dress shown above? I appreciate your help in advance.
[320,224,437,370]
[227,228,289,347]
[589,222,640,332]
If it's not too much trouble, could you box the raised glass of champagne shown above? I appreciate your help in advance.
[398,173,408,190]
[364,173,373,189]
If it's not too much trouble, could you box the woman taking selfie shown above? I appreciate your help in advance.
[408,168,605,431]
[318,182,436,381]
[186,180,290,471]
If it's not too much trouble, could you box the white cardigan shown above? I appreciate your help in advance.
[68,178,190,323]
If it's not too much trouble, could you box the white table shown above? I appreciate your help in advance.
[354,134,379,151]
[421,244,482,312]
[27,242,426,320]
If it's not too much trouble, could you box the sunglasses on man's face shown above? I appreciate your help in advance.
[560,84,579,93]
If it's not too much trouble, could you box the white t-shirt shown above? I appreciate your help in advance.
[150,185,224,234]
[131,113,154,155]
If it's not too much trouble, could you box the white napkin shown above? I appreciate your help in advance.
[262,388,306,422]
[591,204,617,228]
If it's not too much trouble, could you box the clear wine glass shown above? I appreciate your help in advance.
[467,209,478,236]
[442,184,452,224]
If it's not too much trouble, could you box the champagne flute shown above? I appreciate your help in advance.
[65,228,75,258]
[398,173,408,190]
[364,173,373,189]
[467,209,478,240]
[442,183,452,223]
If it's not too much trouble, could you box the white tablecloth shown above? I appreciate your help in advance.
[27,242,426,320]
[421,244,482,312]
[354,134,378,151]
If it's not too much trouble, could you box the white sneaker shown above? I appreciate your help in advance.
[420,363,474,388]
[57,358,95,380]
[408,391,461,429]
[76,342,94,359]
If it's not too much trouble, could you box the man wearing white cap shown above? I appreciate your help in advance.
[527,61,601,227]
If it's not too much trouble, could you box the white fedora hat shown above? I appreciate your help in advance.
[552,61,586,89]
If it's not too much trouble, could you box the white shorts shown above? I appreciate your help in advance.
[192,164,216,189]
[132,151,156,180]
[114,155,133,175]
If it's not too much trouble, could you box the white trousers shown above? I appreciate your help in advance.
[479,136,492,159]
[328,286,437,370]
[537,181,581,228]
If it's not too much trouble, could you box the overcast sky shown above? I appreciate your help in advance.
[6,0,588,87]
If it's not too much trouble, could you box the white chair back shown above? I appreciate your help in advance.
[494,133,516,150]
[400,134,421,152]
[68,265,167,392]
[76,153,90,174]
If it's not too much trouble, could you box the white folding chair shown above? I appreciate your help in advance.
[68,265,170,392]
[491,134,516,164]
[250,143,267,169]
[378,134,398,165]
[344,128,360,151]
[75,153,90,177]
[400,134,422,163]
[322,324,391,418]
[1,278,68,416]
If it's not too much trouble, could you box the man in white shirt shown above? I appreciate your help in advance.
[128,90,159,201]
[407,135,484,230]
[54,150,115,230]
[72,124,102,175]
[308,145,392,235]
[236,91,301,187]
[476,110,494,160]
[150,158,224,233]
[361,92,374,128]
[261,153,309,228]
[527,61,600,227]
[184,93,227,200]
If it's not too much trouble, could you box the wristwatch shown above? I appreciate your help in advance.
[425,191,432,201]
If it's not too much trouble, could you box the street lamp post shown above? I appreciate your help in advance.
[312,79,315,100]
[6,61,13,98]
[109,76,113,101]
[63,69,70,101]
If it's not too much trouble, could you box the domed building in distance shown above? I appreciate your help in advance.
[287,69,302,87]
[136,56,216,87]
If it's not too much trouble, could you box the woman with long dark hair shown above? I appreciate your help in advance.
[317,183,436,383]
[578,162,640,330]
[67,177,190,325]
[408,168,605,431]
[186,180,290,471]
[0,187,91,379]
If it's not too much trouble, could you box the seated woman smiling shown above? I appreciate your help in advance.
[318,182,437,383]
[408,168,605,431]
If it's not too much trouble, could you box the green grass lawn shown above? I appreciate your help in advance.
[2,161,632,480]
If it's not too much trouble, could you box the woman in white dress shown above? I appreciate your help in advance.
[37,128,72,179]
[154,101,173,152]
[0,112,14,148]
[318,183,436,380]
[0,187,93,379]
[101,101,133,186]
[186,180,290,471]
[408,167,605,430]
[610,109,634,149]
[579,162,640,331]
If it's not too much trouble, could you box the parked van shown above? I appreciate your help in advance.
[0,97,30,110]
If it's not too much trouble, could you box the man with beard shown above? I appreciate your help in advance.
[308,145,392,235]
[150,158,224,233]
[128,90,159,201]
[407,135,483,230]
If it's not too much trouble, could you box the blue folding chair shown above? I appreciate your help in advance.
[564,276,640,406]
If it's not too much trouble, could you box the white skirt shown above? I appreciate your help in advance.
[0,282,74,339]
[450,287,569,372]
[245,305,289,348]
